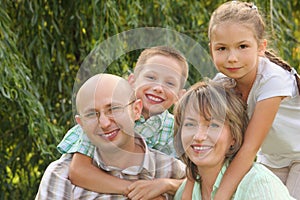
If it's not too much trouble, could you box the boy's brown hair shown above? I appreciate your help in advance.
[134,46,189,88]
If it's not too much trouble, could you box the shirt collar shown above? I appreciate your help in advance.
[93,133,156,178]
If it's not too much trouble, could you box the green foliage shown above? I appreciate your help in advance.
[0,0,299,199]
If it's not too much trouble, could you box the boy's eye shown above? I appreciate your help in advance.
[166,81,176,87]
[145,75,156,80]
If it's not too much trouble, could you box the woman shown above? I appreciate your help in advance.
[173,80,294,200]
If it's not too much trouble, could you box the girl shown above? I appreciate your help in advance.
[208,1,300,199]
[173,80,294,199]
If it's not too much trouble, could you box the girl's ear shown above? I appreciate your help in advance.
[258,39,267,56]
[127,73,135,87]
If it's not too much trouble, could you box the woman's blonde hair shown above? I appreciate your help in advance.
[174,80,248,182]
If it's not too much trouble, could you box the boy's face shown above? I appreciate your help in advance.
[131,55,185,119]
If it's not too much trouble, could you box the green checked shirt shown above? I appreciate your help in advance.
[57,110,176,157]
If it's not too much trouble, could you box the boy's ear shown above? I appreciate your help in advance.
[127,73,135,86]
[178,89,186,99]
[258,39,267,56]
[132,99,143,121]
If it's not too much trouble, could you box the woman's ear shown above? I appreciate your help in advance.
[127,73,135,87]
[258,39,267,56]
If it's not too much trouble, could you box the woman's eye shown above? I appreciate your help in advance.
[209,122,220,128]
[184,122,195,127]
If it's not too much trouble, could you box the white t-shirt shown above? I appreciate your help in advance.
[215,57,300,168]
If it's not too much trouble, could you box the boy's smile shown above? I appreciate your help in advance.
[132,55,184,119]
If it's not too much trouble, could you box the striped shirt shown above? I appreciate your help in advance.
[36,134,186,200]
[57,110,176,157]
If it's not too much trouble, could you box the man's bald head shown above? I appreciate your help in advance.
[76,74,135,114]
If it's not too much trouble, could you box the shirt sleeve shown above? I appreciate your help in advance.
[35,155,74,200]
[57,124,95,158]
[235,163,295,200]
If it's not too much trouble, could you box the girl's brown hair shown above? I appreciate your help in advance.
[208,1,300,93]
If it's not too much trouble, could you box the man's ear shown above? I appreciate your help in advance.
[258,39,267,56]
[75,115,83,126]
[127,73,135,87]
[132,99,143,121]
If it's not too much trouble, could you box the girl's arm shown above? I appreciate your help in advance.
[214,97,283,200]
[69,152,131,194]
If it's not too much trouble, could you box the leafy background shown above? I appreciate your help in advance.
[1,0,299,199]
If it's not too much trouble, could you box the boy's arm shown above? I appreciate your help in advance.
[69,153,131,194]
[214,97,282,200]
[126,178,184,200]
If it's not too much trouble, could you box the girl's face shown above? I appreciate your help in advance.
[210,23,265,83]
[181,106,235,171]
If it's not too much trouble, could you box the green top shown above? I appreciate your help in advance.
[174,162,295,200]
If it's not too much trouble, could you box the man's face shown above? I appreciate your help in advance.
[76,76,142,152]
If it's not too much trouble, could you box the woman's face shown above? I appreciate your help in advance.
[181,105,235,171]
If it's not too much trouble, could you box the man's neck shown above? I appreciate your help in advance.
[98,138,145,169]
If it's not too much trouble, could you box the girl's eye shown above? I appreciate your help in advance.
[239,44,248,49]
[217,47,226,51]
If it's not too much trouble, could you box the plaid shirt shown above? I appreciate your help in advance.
[57,110,176,157]
[36,135,186,200]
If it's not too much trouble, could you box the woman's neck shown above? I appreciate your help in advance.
[199,165,222,200]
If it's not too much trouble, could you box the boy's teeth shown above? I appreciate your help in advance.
[148,95,162,102]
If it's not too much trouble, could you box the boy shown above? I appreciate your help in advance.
[35,74,186,199]
[57,46,189,198]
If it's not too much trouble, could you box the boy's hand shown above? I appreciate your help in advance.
[125,179,168,200]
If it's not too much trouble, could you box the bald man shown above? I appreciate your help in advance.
[35,74,185,200]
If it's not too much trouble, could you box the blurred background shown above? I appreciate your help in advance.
[1,0,299,199]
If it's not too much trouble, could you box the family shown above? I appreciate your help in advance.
[36,1,300,200]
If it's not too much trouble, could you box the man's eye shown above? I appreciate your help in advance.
[85,112,97,118]
[145,75,155,80]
